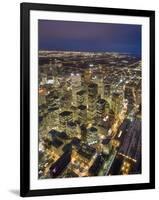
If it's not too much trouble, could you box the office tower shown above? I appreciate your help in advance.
[46,107,59,128]
[66,121,77,138]
[88,127,98,145]
[77,105,87,124]
[116,79,124,98]
[61,91,72,111]
[87,127,99,145]
[71,73,81,106]
[105,100,110,114]
[71,143,96,176]
[83,68,92,83]
[107,109,115,130]
[76,90,86,106]
[93,75,104,98]
[104,83,111,99]
[59,111,73,131]
[46,92,61,127]
[97,98,106,118]
[51,59,60,88]
[87,83,98,122]
[80,124,87,142]
[111,92,123,115]
[124,82,135,113]
[53,95,61,108]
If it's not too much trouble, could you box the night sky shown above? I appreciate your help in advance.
[38,20,141,57]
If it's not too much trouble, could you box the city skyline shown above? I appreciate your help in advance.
[38,18,141,179]
[38,20,141,57]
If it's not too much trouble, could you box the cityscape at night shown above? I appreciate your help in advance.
[38,20,141,179]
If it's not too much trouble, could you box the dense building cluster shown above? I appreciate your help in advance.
[38,51,141,179]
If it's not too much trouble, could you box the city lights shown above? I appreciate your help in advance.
[38,51,141,179]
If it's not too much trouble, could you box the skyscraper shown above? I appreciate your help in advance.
[77,105,87,124]
[87,83,98,122]
[96,98,106,119]
[111,92,123,115]
[124,82,135,113]
[71,73,81,106]
[87,127,99,145]
[76,90,86,106]
[93,74,104,98]
[66,121,77,138]
[59,111,73,131]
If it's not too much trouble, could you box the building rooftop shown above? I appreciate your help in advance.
[59,111,72,117]
[52,138,63,148]
[89,127,98,133]
[67,121,76,128]
[78,105,87,110]
[49,129,68,140]
[78,144,96,160]
[48,107,59,112]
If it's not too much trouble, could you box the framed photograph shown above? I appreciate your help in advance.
[20,2,155,197]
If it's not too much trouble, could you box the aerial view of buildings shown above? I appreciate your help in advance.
[38,51,141,179]
[38,20,141,179]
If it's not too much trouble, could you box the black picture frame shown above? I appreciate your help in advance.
[20,2,155,197]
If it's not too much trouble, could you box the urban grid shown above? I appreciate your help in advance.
[38,50,141,179]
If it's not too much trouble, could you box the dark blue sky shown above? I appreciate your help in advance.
[38,20,141,57]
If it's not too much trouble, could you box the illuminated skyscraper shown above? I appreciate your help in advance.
[47,92,60,111]
[61,91,72,111]
[59,111,73,131]
[124,82,135,113]
[76,90,86,106]
[47,107,59,127]
[104,83,111,101]
[87,127,99,145]
[51,59,60,88]
[71,73,81,106]
[77,105,87,124]
[96,98,106,118]
[44,91,61,127]
[80,124,87,142]
[105,100,110,114]
[66,121,77,138]
[87,83,98,121]
[93,75,104,98]
[83,68,92,83]
[111,92,123,115]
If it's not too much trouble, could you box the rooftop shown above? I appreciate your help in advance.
[59,111,72,117]
[78,105,87,110]
[52,138,63,148]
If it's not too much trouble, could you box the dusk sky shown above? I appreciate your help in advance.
[38,20,141,57]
